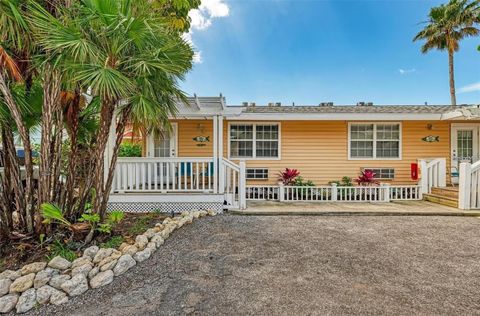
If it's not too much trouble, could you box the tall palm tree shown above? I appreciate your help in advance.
[28,0,193,223]
[414,0,480,106]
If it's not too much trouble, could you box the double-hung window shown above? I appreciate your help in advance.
[229,123,280,159]
[349,123,401,159]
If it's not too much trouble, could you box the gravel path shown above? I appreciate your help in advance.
[28,215,480,316]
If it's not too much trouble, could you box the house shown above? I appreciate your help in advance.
[106,96,480,212]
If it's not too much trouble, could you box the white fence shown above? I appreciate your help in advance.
[419,158,446,194]
[459,161,480,210]
[220,158,246,209]
[246,184,422,202]
[112,157,216,193]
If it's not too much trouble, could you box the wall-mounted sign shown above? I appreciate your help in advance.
[422,135,440,142]
[193,136,210,147]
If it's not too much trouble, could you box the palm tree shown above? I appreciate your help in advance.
[414,0,480,106]
[28,0,193,224]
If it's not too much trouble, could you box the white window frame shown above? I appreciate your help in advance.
[362,167,395,180]
[348,122,402,160]
[228,122,281,160]
[246,168,269,180]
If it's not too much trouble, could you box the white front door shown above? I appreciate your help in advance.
[147,123,178,158]
[451,124,480,170]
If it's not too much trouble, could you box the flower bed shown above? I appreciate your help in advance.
[0,210,215,314]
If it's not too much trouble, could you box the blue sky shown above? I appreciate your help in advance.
[182,0,480,105]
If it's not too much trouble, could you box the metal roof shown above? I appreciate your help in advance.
[241,105,470,114]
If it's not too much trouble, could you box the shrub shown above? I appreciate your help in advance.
[293,176,315,186]
[119,142,142,157]
[100,236,124,249]
[328,176,353,187]
[355,170,379,186]
[47,240,77,262]
[278,168,300,185]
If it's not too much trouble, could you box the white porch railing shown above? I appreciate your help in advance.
[247,184,421,203]
[419,158,447,194]
[458,161,480,210]
[112,157,215,193]
[220,158,246,209]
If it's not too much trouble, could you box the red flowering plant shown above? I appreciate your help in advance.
[355,169,380,186]
[278,168,300,185]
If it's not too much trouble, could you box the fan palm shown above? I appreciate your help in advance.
[28,0,193,221]
[414,0,480,106]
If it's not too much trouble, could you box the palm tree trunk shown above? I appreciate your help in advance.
[0,71,35,233]
[448,48,457,106]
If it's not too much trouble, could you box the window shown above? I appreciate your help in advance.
[363,168,395,180]
[229,123,280,159]
[349,123,401,159]
[246,168,269,179]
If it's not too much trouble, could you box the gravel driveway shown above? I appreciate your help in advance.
[28,215,480,315]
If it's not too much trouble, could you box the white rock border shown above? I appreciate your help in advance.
[0,210,215,314]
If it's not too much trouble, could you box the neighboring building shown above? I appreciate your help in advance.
[107,96,480,212]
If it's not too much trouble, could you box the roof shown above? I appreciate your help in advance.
[241,105,467,114]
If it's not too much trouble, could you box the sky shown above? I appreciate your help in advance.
[182,0,480,106]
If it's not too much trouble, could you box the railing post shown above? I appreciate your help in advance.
[458,162,471,210]
[331,183,337,201]
[212,116,218,194]
[218,159,225,194]
[383,184,391,202]
[278,183,285,202]
[419,159,428,194]
[239,161,246,209]
[438,158,447,187]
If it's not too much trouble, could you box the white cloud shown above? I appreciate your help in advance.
[399,68,416,75]
[459,82,480,93]
[186,0,230,64]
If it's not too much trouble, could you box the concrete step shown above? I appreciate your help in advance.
[431,187,459,199]
[424,193,458,208]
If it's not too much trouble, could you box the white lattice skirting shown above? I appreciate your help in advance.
[107,201,223,213]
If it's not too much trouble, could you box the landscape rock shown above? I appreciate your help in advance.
[97,256,115,268]
[133,248,152,263]
[71,257,92,269]
[113,255,136,276]
[49,274,71,290]
[150,235,164,247]
[48,256,72,270]
[71,263,93,277]
[0,278,12,296]
[89,270,114,289]
[83,246,99,260]
[49,289,68,305]
[146,242,157,251]
[110,250,122,260]
[21,262,47,275]
[34,270,50,289]
[118,243,129,252]
[93,248,113,264]
[9,273,35,293]
[144,228,156,239]
[135,235,148,250]
[122,245,138,256]
[87,267,99,280]
[0,294,18,313]
[0,270,21,281]
[36,285,56,305]
[15,288,36,313]
[100,259,118,272]
[61,273,88,297]
[160,230,170,239]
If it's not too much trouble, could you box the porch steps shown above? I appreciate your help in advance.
[423,187,459,208]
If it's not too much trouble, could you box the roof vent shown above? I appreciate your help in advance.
[357,102,366,106]
[242,102,248,107]
[268,102,274,107]
[319,102,334,106]
[275,102,281,107]
[366,102,374,106]
[250,102,256,107]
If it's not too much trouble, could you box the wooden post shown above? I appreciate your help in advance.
[278,183,285,202]
[458,162,471,210]
[239,161,246,209]
[331,183,338,201]
[383,184,391,202]
[438,158,447,187]
[419,159,428,194]
[212,115,218,194]
[218,116,224,194]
